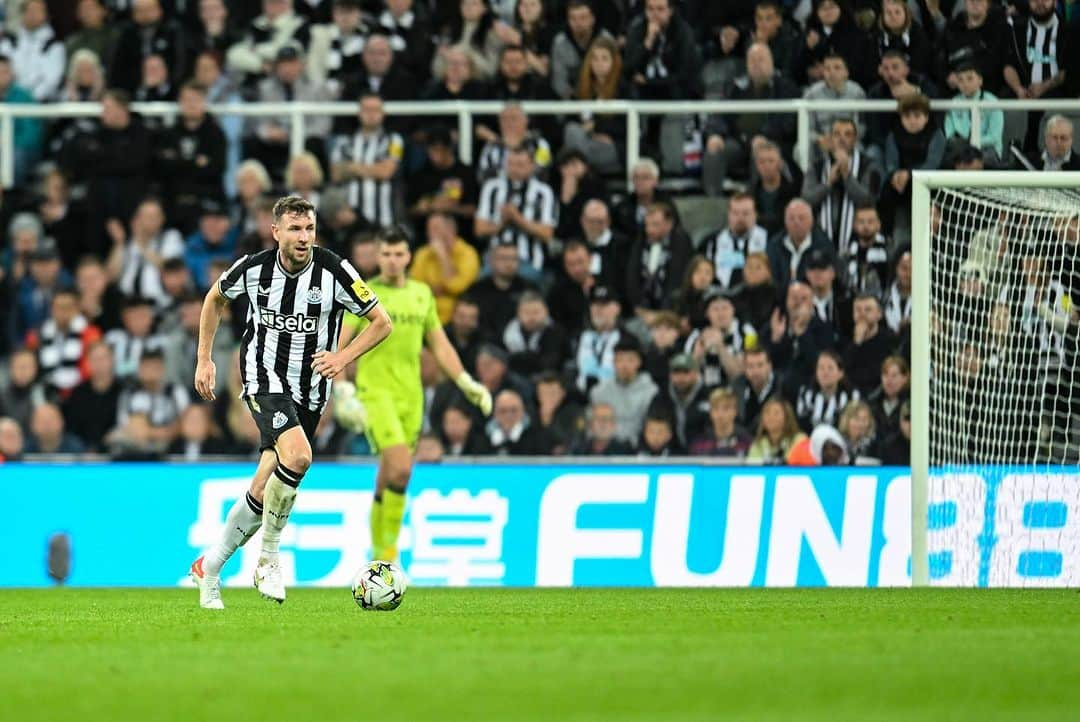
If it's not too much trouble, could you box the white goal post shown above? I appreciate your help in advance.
[911,171,1080,587]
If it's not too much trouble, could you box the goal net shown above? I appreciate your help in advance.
[913,173,1080,587]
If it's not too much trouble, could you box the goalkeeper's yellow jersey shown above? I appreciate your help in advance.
[343,277,440,401]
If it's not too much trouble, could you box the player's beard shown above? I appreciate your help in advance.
[1032,7,1056,22]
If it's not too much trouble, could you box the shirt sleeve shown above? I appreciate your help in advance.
[387,133,404,161]
[539,183,558,227]
[477,179,498,222]
[217,254,250,300]
[331,257,379,316]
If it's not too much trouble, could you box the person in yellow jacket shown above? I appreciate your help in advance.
[409,212,480,324]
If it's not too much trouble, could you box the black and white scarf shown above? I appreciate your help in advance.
[1026,14,1059,84]
[819,150,861,248]
[487,416,529,449]
[640,238,672,308]
[845,233,890,295]
[36,315,92,394]
[503,318,549,354]
[883,282,911,334]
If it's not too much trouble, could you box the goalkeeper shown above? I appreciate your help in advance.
[336,227,492,561]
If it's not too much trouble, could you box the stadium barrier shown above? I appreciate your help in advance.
[6,462,1076,588]
[5,97,1080,190]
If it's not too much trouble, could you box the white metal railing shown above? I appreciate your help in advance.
[3,97,1078,190]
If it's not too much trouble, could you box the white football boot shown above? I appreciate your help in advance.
[189,555,224,610]
[254,557,286,603]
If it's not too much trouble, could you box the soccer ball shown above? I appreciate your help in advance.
[352,561,408,611]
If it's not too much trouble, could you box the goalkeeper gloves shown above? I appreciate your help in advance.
[455,372,493,416]
[331,380,368,433]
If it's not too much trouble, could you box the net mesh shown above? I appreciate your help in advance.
[928,185,1080,587]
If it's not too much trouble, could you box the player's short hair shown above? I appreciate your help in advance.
[374,225,410,247]
[272,195,315,222]
[854,203,879,216]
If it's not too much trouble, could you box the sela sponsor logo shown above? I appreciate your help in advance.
[259,308,318,333]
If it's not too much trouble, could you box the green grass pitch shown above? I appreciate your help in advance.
[1,588,1078,721]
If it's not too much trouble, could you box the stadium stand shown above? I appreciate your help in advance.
[1,0,1077,465]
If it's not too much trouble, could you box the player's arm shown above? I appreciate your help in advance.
[425,325,492,416]
[314,257,394,379]
[194,283,229,402]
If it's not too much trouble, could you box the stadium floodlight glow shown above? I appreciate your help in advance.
[911,171,1080,587]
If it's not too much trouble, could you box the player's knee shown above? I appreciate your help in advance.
[387,462,411,488]
[288,450,312,474]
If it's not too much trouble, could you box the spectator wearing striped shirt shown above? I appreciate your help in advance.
[795,349,859,433]
[330,94,404,228]
[307,0,373,97]
[105,296,167,380]
[475,145,557,279]
[475,103,552,184]
[107,348,190,455]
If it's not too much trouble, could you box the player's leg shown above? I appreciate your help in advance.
[373,398,423,561]
[363,393,406,560]
[248,396,315,603]
[190,424,277,609]
[375,444,413,562]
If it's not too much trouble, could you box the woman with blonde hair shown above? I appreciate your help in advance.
[284,152,325,206]
[748,398,807,464]
[562,36,635,174]
[231,159,272,234]
[60,48,106,102]
[838,399,881,463]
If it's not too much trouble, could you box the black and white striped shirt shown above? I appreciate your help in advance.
[118,230,186,307]
[796,385,859,430]
[476,135,553,183]
[325,27,368,93]
[105,330,168,379]
[700,225,769,289]
[117,381,190,428]
[477,176,558,270]
[330,128,403,227]
[218,246,379,411]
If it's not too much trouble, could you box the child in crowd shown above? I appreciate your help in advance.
[944,62,1003,163]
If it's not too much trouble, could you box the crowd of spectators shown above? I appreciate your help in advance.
[1,0,1077,465]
